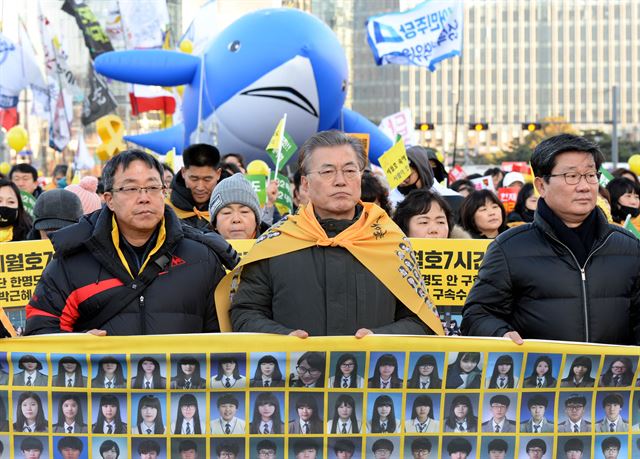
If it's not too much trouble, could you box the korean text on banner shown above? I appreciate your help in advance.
[366,0,463,70]
[378,138,411,189]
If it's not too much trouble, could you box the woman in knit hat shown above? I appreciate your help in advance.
[66,176,102,215]
[208,173,263,240]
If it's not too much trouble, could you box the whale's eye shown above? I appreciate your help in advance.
[228,40,241,52]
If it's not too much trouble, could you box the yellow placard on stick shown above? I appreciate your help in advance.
[378,137,411,189]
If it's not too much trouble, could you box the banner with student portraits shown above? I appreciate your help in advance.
[1,334,640,459]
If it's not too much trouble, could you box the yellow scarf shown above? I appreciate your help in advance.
[0,226,13,242]
[166,198,210,221]
[215,202,444,335]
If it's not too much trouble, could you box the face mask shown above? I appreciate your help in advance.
[619,205,640,219]
[397,183,418,196]
[0,206,18,227]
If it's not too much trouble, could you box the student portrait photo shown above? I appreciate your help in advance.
[289,438,321,459]
[212,439,245,459]
[170,393,206,435]
[443,393,479,433]
[249,392,285,435]
[211,354,247,389]
[52,392,88,433]
[250,438,284,459]
[557,437,590,459]
[556,392,592,433]
[328,352,365,389]
[366,393,401,433]
[560,355,598,388]
[13,391,48,432]
[92,393,127,434]
[0,353,8,385]
[0,436,7,459]
[15,436,48,459]
[289,352,326,388]
[91,355,127,389]
[403,437,438,459]
[599,356,637,387]
[404,394,439,433]
[133,438,166,459]
[595,392,629,432]
[519,392,554,433]
[0,392,8,432]
[406,353,443,390]
[480,394,517,433]
[479,437,514,459]
[52,355,87,388]
[131,355,167,390]
[328,438,360,459]
[171,355,206,390]
[517,437,551,459]
[327,393,362,434]
[368,353,405,389]
[595,436,626,459]
[54,436,88,459]
[442,437,475,459]
[445,352,482,389]
[93,439,127,459]
[485,353,522,389]
[367,438,399,459]
[211,393,246,434]
[250,354,285,388]
[131,394,166,435]
[288,392,324,434]
[521,354,560,389]
[633,396,640,430]
[172,439,206,459]
[12,354,48,387]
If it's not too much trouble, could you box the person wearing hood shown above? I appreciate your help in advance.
[167,143,222,230]
[426,148,448,185]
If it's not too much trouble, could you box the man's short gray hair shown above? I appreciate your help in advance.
[102,149,164,192]
[297,130,368,174]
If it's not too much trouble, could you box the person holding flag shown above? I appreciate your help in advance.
[216,130,443,337]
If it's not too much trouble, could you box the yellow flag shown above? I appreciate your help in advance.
[266,117,285,152]
[379,137,411,189]
[165,148,175,171]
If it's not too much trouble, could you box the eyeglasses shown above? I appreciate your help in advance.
[306,166,362,181]
[109,185,165,196]
[340,362,355,367]
[565,404,584,410]
[296,365,321,376]
[258,451,276,457]
[412,450,430,456]
[546,171,600,185]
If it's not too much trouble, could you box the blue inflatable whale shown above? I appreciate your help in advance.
[94,8,392,165]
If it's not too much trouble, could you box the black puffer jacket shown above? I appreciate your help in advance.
[24,206,226,335]
[461,209,640,344]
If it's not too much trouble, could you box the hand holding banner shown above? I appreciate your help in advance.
[378,137,411,189]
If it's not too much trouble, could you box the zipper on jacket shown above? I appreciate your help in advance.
[544,231,614,343]
[139,295,146,335]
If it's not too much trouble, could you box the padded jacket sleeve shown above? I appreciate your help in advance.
[24,258,73,335]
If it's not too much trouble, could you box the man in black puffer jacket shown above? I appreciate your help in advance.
[462,134,640,345]
[24,150,228,336]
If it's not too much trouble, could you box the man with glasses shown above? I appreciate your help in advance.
[463,133,640,345]
[25,149,228,335]
[256,440,278,459]
[558,394,591,432]
[225,130,442,337]
[600,437,621,459]
[409,438,432,459]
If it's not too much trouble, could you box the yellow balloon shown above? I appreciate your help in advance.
[436,151,444,163]
[179,39,193,54]
[6,126,28,151]
[628,154,640,176]
[0,162,10,175]
[246,160,270,176]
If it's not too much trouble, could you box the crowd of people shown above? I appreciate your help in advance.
[0,131,638,345]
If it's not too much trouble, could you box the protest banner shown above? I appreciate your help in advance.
[379,109,416,147]
[497,187,519,214]
[378,138,411,189]
[447,164,466,184]
[0,333,638,458]
[245,175,267,206]
[470,176,494,191]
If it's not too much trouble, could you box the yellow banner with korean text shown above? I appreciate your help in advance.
[0,334,639,459]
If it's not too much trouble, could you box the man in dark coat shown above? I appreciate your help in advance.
[461,134,640,345]
[24,150,227,336]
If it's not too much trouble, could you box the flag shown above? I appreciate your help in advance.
[379,108,416,146]
[49,85,72,151]
[366,0,463,70]
[118,0,169,49]
[61,0,114,59]
[129,85,176,115]
[180,0,220,55]
[0,108,19,130]
[598,165,614,187]
[624,215,640,239]
[265,117,297,172]
[37,6,79,92]
[75,133,95,170]
[0,32,46,108]
[378,136,411,189]
[82,63,118,126]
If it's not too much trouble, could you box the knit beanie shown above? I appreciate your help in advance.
[65,176,102,214]
[33,189,83,231]
[208,173,261,226]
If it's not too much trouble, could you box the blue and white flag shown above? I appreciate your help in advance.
[366,0,463,71]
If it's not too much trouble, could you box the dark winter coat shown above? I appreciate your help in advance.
[168,172,211,230]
